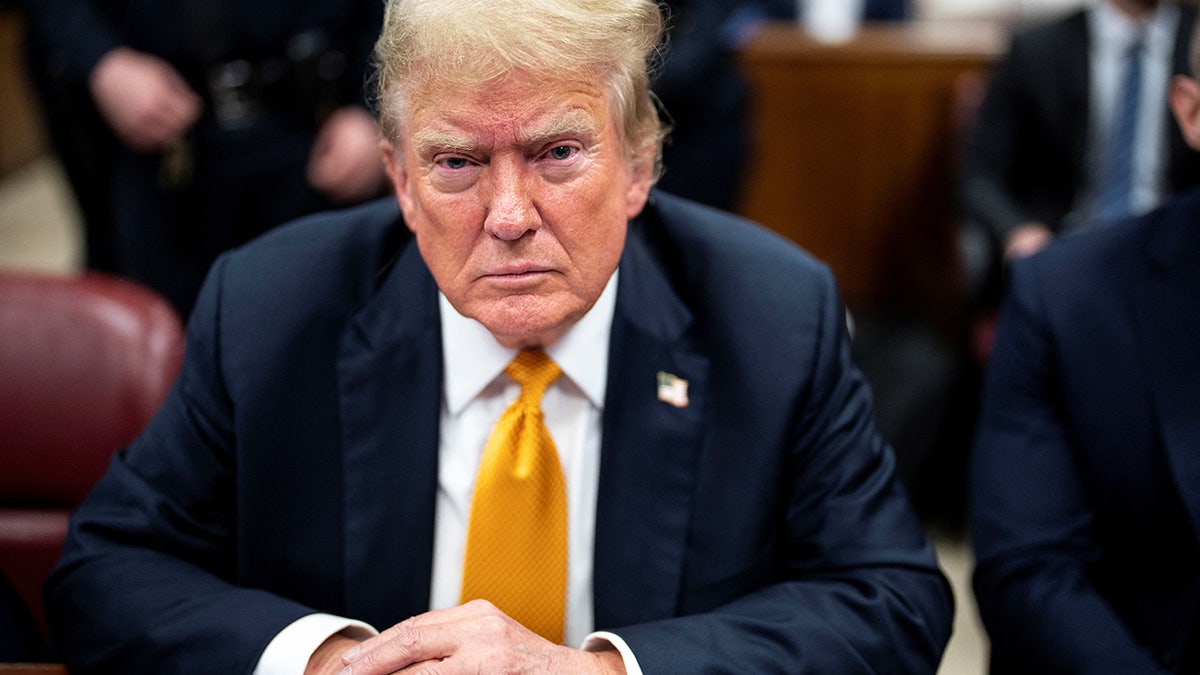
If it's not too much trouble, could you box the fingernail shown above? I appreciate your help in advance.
[337,668,351,675]
[342,645,360,662]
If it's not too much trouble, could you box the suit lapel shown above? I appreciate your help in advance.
[592,222,709,629]
[337,241,443,628]
[1134,204,1200,544]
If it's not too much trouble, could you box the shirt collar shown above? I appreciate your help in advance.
[440,268,618,415]
[1093,0,1178,50]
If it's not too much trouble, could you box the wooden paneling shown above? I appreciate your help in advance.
[737,21,1004,326]
[0,10,48,177]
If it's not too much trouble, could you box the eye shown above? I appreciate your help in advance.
[547,145,576,161]
[440,156,471,170]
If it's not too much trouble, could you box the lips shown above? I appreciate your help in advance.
[483,263,552,279]
[475,264,557,292]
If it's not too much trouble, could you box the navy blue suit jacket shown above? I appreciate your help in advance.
[46,192,952,673]
[971,188,1200,673]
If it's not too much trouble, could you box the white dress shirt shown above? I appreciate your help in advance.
[255,270,642,673]
[1075,0,1179,229]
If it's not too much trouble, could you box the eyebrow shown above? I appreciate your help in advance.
[516,109,602,148]
[409,129,476,157]
[408,108,602,157]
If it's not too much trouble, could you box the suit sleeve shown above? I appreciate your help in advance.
[43,258,315,675]
[969,258,1169,673]
[959,35,1039,245]
[616,269,954,673]
[20,0,124,86]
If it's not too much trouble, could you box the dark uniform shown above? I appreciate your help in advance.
[21,0,385,316]
[652,1,752,213]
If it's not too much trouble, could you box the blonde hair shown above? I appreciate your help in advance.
[373,0,667,176]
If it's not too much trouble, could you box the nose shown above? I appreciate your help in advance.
[483,160,540,241]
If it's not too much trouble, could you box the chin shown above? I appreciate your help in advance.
[476,300,580,349]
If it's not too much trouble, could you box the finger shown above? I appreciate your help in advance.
[393,658,444,674]
[345,602,503,673]
[342,618,460,674]
[402,599,499,629]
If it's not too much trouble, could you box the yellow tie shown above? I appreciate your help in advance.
[460,349,567,643]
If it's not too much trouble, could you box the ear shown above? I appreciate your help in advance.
[1171,75,1200,152]
[623,144,655,219]
[380,140,417,232]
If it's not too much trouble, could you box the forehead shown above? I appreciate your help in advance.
[400,73,617,146]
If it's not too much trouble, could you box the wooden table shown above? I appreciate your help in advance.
[736,21,1005,326]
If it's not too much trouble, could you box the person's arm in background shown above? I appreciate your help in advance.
[19,0,124,89]
[21,0,201,153]
[306,0,388,203]
[959,34,1055,262]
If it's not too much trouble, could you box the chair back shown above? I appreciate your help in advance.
[0,271,184,638]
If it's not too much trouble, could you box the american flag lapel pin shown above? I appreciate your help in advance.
[656,371,689,408]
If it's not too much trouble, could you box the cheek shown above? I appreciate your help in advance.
[408,198,481,276]
[564,215,626,286]
[558,174,631,266]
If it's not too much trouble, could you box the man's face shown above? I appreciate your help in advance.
[383,73,653,349]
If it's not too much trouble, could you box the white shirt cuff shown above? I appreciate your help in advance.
[253,613,378,675]
[583,630,644,675]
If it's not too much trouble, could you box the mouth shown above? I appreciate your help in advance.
[480,264,554,286]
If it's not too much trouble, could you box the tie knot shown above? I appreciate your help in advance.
[506,349,562,404]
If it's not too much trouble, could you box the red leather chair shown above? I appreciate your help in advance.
[0,271,184,639]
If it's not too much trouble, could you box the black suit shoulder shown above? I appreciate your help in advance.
[1008,9,1088,53]
[210,197,410,311]
[1015,188,1200,326]
[1001,9,1089,108]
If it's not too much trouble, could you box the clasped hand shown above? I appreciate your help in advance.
[310,599,625,674]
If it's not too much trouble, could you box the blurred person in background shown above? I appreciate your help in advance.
[651,1,753,212]
[970,18,1200,672]
[959,0,1200,289]
[20,0,386,316]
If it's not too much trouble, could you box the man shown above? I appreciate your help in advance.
[960,0,1200,266]
[970,20,1200,673]
[45,1,953,673]
[20,0,386,316]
